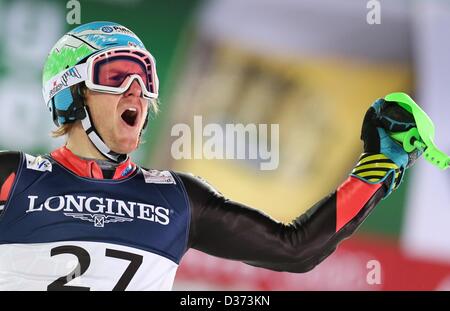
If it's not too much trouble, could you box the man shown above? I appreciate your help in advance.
[0,22,420,290]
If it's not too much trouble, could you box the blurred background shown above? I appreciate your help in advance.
[0,0,449,290]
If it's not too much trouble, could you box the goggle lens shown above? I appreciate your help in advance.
[90,49,157,96]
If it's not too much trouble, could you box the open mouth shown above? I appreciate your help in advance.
[121,108,138,127]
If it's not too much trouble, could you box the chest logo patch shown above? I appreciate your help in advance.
[25,154,52,172]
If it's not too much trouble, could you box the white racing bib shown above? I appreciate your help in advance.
[0,241,178,291]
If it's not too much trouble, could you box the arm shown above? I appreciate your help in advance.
[0,151,21,209]
[179,98,419,273]
[179,172,386,273]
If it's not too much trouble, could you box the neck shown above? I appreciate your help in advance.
[65,122,109,161]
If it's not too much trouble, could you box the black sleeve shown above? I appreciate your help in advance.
[177,172,386,273]
[0,151,21,208]
[0,151,20,185]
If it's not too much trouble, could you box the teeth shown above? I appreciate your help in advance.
[126,108,137,112]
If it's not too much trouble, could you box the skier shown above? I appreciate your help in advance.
[0,21,420,290]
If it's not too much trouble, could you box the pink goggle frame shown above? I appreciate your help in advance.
[43,47,159,105]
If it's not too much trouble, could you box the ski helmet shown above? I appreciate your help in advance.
[42,21,159,162]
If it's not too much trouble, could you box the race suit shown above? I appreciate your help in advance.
[0,147,386,290]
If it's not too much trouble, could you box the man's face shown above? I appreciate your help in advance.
[84,76,149,155]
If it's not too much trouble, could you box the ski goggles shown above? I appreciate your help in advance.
[43,47,159,105]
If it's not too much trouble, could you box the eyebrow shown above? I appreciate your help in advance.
[106,69,125,74]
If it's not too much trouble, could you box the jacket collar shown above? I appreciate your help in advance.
[50,146,136,180]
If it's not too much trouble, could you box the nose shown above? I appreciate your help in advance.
[124,78,142,97]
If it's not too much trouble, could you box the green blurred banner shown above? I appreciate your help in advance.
[0,0,200,163]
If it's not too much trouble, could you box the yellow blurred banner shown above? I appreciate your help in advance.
[167,41,412,222]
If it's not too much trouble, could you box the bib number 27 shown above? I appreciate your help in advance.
[47,245,143,291]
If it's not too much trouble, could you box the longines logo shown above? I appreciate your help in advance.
[64,213,133,228]
[26,195,170,228]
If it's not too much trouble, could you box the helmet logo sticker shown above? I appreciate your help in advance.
[100,25,133,35]
[61,67,82,87]
[101,26,113,33]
